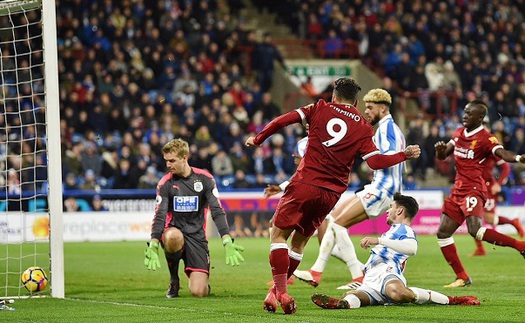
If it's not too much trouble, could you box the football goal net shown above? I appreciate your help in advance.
[0,0,63,299]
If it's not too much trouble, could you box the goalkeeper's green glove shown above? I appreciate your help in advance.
[144,241,161,271]
[223,236,245,266]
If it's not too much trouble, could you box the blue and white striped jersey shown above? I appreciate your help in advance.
[295,137,308,158]
[369,114,405,198]
[364,223,417,275]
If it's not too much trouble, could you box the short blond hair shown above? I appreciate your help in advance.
[162,138,190,158]
[363,88,392,105]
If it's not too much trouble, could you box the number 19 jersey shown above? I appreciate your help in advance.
[449,125,503,195]
[293,99,380,194]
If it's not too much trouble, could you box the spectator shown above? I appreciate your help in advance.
[233,169,251,189]
[257,92,281,122]
[80,141,102,176]
[211,150,234,177]
[80,169,99,191]
[6,168,21,195]
[113,159,138,189]
[91,194,108,212]
[63,141,84,177]
[64,197,80,212]
[138,166,160,189]
[323,29,343,58]
[63,172,79,191]
[252,32,286,92]
[406,115,428,180]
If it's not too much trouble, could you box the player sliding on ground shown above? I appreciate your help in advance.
[311,193,480,310]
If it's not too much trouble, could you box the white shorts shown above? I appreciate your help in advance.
[355,184,393,218]
[357,262,407,305]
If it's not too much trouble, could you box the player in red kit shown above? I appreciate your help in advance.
[245,77,421,314]
[435,100,525,288]
[471,152,524,256]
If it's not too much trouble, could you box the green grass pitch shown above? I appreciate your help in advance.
[2,234,524,322]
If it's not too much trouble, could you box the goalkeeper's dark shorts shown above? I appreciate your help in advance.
[181,231,210,276]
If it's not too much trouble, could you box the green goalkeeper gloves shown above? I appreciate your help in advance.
[144,241,161,271]
[223,237,245,266]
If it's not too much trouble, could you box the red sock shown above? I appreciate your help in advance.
[287,257,301,279]
[482,228,525,251]
[270,248,289,294]
[440,244,469,280]
[497,216,512,225]
[474,239,484,250]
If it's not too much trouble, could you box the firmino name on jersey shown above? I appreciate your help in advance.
[454,146,474,159]
[330,105,361,121]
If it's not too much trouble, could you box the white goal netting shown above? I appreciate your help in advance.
[0,0,63,299]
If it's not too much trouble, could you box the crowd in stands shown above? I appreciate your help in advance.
[3,0,525,208]
[264,0,525,186]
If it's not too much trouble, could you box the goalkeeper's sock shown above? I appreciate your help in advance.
[409,287,449,305]
[287,250,303,279]
[311,222,335,273]
[165,250,182,284]
[332,222,363,279]
[270,243,289,294]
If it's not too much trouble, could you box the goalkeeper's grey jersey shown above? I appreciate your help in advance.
[150,167,230,240]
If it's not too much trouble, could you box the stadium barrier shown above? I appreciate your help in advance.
[2,190,524,242]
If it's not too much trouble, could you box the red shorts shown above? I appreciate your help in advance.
[442,191,486,225]
[273,181,340,237]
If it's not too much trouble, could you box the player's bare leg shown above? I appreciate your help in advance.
[188,271,210,297]
[317,219,328,244]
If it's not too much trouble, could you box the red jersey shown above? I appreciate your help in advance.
[482,154,510,187]
[449,125,503,195]
[293,100,379,193]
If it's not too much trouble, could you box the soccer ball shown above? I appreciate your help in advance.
[21,266,48,292]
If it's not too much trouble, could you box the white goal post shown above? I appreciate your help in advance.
[0,0,64,299]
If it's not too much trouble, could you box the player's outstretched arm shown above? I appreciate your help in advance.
[494,147,525,164]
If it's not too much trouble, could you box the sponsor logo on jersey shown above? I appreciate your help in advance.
[454,146,474,159]
[212,187,220,198]
[194,181,203,192]
[156,195,162,205]
[173,196,199,212]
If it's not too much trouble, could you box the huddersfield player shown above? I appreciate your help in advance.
[144,138,244,298]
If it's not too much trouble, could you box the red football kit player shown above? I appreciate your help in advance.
[435,100,525,288]
[245,78,421,314]
[470,148,524,256]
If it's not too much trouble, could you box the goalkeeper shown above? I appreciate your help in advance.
[144,138,245,298]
